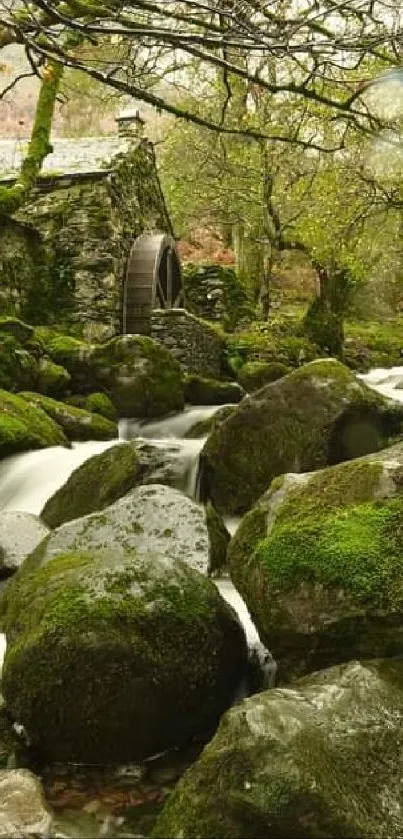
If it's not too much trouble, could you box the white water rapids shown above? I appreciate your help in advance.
[0,366,402,677]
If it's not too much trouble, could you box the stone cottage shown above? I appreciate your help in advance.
[0,113,175,340]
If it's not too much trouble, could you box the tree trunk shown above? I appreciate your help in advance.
[0,59,63,218]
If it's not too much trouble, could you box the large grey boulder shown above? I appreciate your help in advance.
[38,484,227,576]
[0,769,52,838]
[200,358,403,514]
[228,446,403,683]
[0,512,49,576]
[1,547,247,763]
[153,658,403,838]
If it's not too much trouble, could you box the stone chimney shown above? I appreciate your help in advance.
[115,109,145,139]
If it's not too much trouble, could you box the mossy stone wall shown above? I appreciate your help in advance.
[0,140,171,339]
[151,309,226,378]
[0,219,50,323]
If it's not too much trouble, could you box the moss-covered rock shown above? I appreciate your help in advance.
[19,393,117,442]
[200,358,403,515]
[0,318,34,345]
[152,658,403,839]
[90,335,185,418]
[237,360,290,392]
[229,474,403,681]
[35,358,71,398]
[41,443,141,528]
[1,548,247,763]
[33,328,94,393]
[184,375,244,406]
[66,392,117,422]
[33,330,185,418]
[37,484,227,578]
[184,405,236,439]
[0,389,68,459]
[0,334,37,393]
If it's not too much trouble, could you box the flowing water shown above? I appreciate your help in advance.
[359,366,403,403]
[1,370,401,837]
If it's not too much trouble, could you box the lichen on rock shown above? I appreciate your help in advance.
[152,658,403,838]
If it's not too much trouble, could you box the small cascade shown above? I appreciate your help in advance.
[359,365,403,403]
[0,440,120,515]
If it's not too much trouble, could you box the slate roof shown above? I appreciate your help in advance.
[0,135,132,180]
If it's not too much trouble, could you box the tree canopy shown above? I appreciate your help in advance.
[0,1,401,149]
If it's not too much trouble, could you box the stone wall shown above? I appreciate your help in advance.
[183,262,253,331]
[0,219,50,323]
[0,140,171,340]
[151,309,226,378]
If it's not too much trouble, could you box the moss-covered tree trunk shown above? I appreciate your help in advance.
[303,261,352,358]
[0,60,63,218]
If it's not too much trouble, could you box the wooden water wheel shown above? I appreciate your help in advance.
[123,232,184,334]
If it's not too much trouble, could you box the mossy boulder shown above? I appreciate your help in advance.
[66,392,117,422]
[200,358,403,515]
[35,358,71,398]
[184,375,244,406]
[33,328,94,393]
[229,483,403,682]
[1,548,247,763]
[0,513,49,576]
[0,318,34,345]
[237,361,290,392]
[19,393,117,442]
[0,334,37,393]
[41,438,210,529]
[0,390,68,459]
[152,658,403,839]
[90,335,185,418]
[38,484,227,577]
[184,405,236,439]
[41,443,142,528]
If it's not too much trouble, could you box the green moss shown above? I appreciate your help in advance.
[2,548,246,762]
[303,297,344,357]
[202,359,403,514]
[0,388,68,458]
[36,357,71,397]
[238,361,290,392]
[252,496,403,609]
[91,335,184,418]
[19,392,117,441]
[344,318,403,371]
[41,442,140,528]
[0,317,33,344]
[274,459,385,528]
[0,333,37,391]
[226,320,318,369]
[82,392,117,421]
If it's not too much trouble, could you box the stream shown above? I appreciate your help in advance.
[0,366,402,836]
